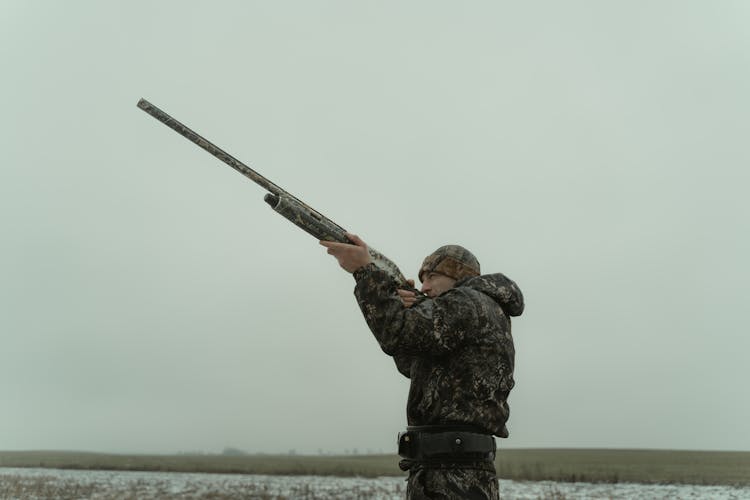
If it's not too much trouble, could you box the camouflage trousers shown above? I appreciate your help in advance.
[404,462,499,500]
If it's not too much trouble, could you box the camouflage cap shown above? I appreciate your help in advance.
[418,245,481,282]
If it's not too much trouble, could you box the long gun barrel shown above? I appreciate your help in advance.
[137,98,414,288]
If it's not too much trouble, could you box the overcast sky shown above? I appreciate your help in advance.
[2,1,748,455]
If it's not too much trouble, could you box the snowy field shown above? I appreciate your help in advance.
[1,467,749,499]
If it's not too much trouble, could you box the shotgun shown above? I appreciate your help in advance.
[137,98,416,291]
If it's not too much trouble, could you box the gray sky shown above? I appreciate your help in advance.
[2,1,748,455]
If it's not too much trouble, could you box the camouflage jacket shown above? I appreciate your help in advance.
[353,263,524,438]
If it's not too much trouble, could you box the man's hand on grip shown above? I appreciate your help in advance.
[397,279,418,308]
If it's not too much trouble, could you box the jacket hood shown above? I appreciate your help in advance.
[458,273,525,317]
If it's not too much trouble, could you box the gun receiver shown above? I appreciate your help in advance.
[137,98,415,289]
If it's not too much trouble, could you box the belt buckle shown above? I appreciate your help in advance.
[398,431,415,458]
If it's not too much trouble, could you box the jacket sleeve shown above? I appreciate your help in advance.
[353,263,480,357]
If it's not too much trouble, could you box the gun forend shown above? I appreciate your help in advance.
[264,193,348,243]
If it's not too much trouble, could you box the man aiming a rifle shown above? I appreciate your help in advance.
[136,98,523,498]
[321,234,524,500]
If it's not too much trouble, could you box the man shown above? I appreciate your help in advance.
[321,234,524,500]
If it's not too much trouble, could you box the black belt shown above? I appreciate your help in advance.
[398,425,496,465]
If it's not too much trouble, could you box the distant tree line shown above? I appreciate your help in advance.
[221,447,248,456]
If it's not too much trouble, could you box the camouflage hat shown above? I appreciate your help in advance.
[418,245,481,282]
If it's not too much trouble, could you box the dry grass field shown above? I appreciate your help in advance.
[1,449,749,486]
[494,448,750,486]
